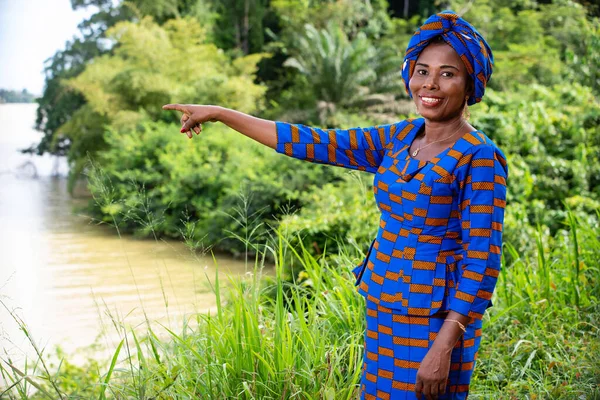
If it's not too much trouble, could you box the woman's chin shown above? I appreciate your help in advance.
[416,108,463,123]
[418,111,446,122]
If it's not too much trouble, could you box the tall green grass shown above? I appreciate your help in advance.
[473,209,600,398]
[1,191,599,398]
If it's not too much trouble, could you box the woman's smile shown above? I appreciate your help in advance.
[419,95,444,107]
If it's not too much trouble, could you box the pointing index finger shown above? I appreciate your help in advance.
[162,104,188,113]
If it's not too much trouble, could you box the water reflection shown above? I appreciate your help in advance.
[0,104,252,362]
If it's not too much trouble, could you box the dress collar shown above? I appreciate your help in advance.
[391,117,483,182]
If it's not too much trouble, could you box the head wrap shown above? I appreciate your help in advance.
[401,10,494,106]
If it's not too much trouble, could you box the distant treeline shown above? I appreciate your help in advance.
[0,89,36,104]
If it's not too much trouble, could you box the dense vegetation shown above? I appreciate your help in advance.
[2,0,599,398]
[27,0,600,259]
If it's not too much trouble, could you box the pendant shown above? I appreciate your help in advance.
[412,148,419,157]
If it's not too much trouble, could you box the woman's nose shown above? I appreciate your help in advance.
[423,74,439,90]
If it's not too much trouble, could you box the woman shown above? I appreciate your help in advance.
[163,10,507,400]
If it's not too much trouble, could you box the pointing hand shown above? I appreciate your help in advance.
[162,104,219,139]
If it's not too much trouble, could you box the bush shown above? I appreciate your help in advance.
[86,121,346,256]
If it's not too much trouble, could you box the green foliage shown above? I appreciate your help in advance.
[267,1,415,126]
[211,0,268,54]
[32,0,218,159]
[272,0,392,40]
[280,172,380,256]
[86,121,344,254]
[32,36,106,157]
[72,0,211,25]
[32,0,145,158]
[473,210,600,397]
[68,17,267,119]
[471,83,600,237]
[282,23,377,123]
[60,104,110,193]
[448,0,600,94]
[57,16,267,192]
[281,23,409,126]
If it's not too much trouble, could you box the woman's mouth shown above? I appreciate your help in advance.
[419,96,443,107]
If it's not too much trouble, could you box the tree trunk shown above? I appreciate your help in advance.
[242,0,250,54]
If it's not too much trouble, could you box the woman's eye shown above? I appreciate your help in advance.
[417,69,428,75]
[442,71,454,77]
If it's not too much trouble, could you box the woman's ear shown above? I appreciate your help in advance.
[466,78,475,98]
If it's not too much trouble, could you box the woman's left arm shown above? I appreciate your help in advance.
[447,144,508,320]
[415,144,509,399]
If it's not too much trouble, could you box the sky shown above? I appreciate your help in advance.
[0,0,96,96]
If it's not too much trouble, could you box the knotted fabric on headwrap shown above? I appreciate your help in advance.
[401,10,494,106]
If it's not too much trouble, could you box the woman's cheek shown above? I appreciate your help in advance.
[408,76,420,93]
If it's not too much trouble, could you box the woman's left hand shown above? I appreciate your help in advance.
[415,342,453,399]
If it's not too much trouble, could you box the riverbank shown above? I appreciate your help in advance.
[2,213,599,399]
[0,104,261,367]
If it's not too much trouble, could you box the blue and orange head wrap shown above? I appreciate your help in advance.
[401,10,494,106]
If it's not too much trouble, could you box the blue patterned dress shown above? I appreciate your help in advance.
[275,117,508,399]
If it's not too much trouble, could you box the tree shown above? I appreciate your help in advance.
[282,23,409,125]
[211,0,268,55]
[30,0,219,183]
[55,16,267,190]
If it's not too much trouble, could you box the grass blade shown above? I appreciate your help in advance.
[99,338,124,400]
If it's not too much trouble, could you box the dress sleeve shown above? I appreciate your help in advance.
[449,144,509,320]
[275,121,402,173]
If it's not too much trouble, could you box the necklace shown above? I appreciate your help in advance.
[412,124,465,157]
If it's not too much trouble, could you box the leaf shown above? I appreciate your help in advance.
[98,338,124,400]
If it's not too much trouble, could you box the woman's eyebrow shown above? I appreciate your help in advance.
[415,62,460,71]
[440,64,460,70]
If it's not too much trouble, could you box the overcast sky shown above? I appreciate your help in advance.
[0,0,95,95]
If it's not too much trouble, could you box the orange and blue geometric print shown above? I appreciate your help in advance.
[361,300,483,399]
[401,10,494,106]
[276,117,508,395]
[276,117,508,321]
[275,120,403,173]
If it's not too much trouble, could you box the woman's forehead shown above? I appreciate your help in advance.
[416,42,465,70]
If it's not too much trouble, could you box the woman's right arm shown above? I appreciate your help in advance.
[163,104,399,173]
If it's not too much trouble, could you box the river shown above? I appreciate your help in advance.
[0,103,253,364]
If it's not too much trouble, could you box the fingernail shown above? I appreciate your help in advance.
[180,128,186,133]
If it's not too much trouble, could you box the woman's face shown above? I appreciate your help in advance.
[408,42,471,123]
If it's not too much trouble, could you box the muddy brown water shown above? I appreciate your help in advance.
[0,103,259,365]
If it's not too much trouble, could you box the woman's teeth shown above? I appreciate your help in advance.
[421,97,442,105]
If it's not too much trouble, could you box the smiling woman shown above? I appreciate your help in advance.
[163,10,506,400]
